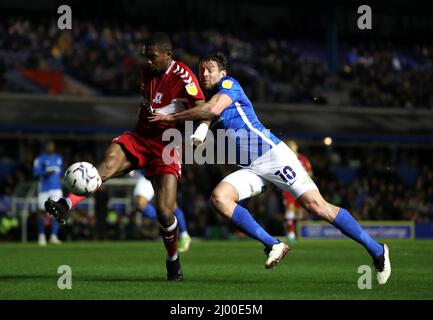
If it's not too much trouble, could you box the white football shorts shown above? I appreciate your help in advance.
[38,189,63,211]
[133,176,155,201]
[222,142,318,201]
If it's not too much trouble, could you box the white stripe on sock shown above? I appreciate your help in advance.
[160,216,178,232]
[167,253,178,261]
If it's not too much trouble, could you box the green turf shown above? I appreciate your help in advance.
[0,239,432,299]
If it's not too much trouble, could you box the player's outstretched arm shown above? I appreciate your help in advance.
[148,93,232,122]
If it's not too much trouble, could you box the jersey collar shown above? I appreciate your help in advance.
[165,60,176,74]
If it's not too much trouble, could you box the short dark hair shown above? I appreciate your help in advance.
[143,32,173,53]
[199,52,228,70]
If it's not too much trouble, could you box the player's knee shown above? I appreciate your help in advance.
[155,201,173,228]
[98,158,118,181]
[98,144,125,180]
[136,197,148,211]
[210,191,232,217]
[302,199,333,222]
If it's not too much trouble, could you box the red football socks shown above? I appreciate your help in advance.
[287,218,296,234]
[66,193,86,209]
[160,217,178,260]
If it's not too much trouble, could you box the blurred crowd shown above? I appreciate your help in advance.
[1,18,432,108]
[309,147,433,223]
[0,140,432,241]
[340,44,433,108]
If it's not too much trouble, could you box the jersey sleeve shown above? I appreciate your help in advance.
[33,157,41,177]
[217,78,240,103]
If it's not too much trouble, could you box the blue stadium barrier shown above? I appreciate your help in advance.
[298,221,415,239]
[414,222,433,239]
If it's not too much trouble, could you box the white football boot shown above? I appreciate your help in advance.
[374,243,391,285]
[265,241,290,269]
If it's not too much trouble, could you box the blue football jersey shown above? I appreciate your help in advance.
[216,76,281,166]
[33,153,63,192]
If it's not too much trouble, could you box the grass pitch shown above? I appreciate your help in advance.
[0,239,432,300]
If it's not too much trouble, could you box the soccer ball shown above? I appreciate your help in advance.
[64,162,102,196]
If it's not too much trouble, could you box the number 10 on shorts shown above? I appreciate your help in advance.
[274,166,296,183]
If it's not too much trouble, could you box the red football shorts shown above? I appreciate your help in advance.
[112,131,182,179]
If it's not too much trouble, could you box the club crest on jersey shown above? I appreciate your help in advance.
[222,80,233,89]
[185,83,198,96]
[153,92,163,104]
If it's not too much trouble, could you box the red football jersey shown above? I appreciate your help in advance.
[135,60,205,135]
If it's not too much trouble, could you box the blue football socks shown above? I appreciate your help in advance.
[141,203,157,219]
[173,208,187,234]
[231,204,279,247]
[332,208,384,257]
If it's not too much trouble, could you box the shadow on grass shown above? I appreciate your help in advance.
[0,274,56,281]
[78,275,261,285]
[0,274,263,285]
[79,276,164,282]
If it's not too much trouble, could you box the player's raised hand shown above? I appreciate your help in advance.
[148,113,175,122]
